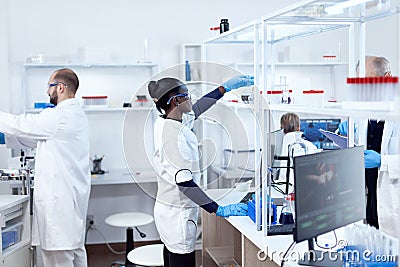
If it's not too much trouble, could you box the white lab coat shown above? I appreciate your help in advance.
[356,120,400,248]
[153,116,200,254]
[277,131,319,185]
[0,98,90,250]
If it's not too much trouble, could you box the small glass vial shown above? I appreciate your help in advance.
[279,194,294,225]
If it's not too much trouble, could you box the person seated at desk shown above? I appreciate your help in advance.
[274,113,319,188]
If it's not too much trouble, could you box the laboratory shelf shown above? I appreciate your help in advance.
[267,103,400,120]
[205,246,240,267]
[204,20,260,44]
[90,168,157,185]
[232,62,348,67]
[26,107,155,113]
[23,63,159,68]
[83,107,154,112]
[261,0,399,43]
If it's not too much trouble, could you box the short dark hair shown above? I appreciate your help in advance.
[53,68,79,93]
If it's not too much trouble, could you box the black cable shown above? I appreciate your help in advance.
[281,241,296,267]
[135,227,147,238]
[315,230,338,250]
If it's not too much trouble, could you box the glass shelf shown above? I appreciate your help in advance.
[263,0,397,22]
[204,21,259,44]
[267,103,400,120]
[205,0,398,45]
[263,0,398,43]
[23,63,159,68]
[26,107,155,113]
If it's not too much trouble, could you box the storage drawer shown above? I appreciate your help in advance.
[2,222,22,250]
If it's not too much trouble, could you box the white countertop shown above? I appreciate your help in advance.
[210,166,255,179]
[204,188,349,267]
[90,168,157,185]
[0,195,29,212]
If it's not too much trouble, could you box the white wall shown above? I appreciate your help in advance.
[4,0,296,111]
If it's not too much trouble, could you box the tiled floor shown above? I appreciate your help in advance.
[86,242,202,267]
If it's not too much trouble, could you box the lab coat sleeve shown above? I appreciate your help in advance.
[5,134,38,149]
[0,109,58,140]
[177,179,219,213]
[192,88,223,119]
[380,154,400,180]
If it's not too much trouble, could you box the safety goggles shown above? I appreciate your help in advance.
[47,82,68,90]
[166,93,191,105]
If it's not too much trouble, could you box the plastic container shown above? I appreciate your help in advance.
[322,55,337,62]
[2,222,22,250]
[82,96,109,108]
[266,90,283,105]
[346,76,399,102]
[220,19,229,34]
[209,26,220,37]
[133,95,149,107]
[248,195,277,224]
[302,90,324,107]
[185,60,191,81]
[34,102,55,109]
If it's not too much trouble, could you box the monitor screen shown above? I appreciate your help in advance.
[300,118,341,150]
[294,146,365,243]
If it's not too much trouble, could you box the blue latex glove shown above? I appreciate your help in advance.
[216,203,248,217]
[338,121,348,136]
[364,150,381,168]
[0,133,5,145]
[222,75,254,92]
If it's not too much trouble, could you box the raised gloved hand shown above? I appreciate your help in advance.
[216,203,248,217]
[222,75,254,92]
[364,150,381,168]
[0,133,5,145]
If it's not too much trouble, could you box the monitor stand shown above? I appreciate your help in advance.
[298,239,344,267]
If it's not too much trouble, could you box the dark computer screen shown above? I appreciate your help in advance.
[293,146,365,243]
[300,118,341,150]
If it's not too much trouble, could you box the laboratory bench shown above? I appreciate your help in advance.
[90,168,157,185]
[202,189,347,267]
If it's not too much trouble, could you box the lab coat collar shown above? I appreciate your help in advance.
[56,98,79,108]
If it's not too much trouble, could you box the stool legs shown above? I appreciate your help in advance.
[126,227,135,267]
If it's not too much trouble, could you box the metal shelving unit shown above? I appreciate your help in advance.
[203,0,400,236]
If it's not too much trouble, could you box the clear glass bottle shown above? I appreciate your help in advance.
[279,194,294,224]
[280,76,290,104]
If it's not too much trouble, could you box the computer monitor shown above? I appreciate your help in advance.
[293,146,365,266]
[300,118,341,150]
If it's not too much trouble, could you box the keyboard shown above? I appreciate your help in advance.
[267,224,294,236]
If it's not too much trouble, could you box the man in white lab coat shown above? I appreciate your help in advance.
[339,56,400,252]
[0,68,90,267]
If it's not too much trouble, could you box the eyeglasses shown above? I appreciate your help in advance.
[166,93,191,105]
[47,82,68,90]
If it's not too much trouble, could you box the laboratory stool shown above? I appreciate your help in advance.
[105,212,154,267]
[127,244,164,267]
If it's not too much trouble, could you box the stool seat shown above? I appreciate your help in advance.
[127,244,164,266]
[105,212,154,228]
